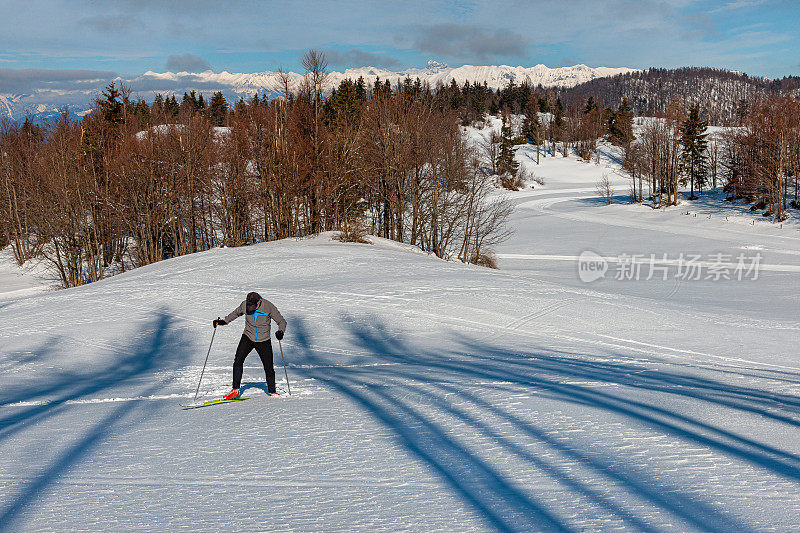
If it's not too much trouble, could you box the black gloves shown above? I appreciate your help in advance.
[275,330,284,340]
[213,317,226,328]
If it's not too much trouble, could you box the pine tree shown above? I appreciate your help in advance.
[325,78,362,131]
[553,98,564,129]
[496,112,520,180]
[164,95,179,117]
[584,96,597,114]
[538,96,548,113]
[521,99,542,164]
[234,97,246,115]
[610,98,634,143]
[209,91,228,126]
[355,76,367,102]
[151,93,165,116]
[98,83,123,125]
[679,103,709,199]
[190,90,199,110]
[448,79,462,109]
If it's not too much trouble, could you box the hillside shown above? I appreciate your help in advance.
[560,67,800,124]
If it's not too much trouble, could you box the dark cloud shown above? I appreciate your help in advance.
[165,54,212,72]
[410,24,527,62]
[324,49,401,69]
[0,68,118,94]
[127,76,230,94]
[681,12,718,41]
[80,14,146,33]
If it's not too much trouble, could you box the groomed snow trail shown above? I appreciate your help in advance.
[1,231,800,531]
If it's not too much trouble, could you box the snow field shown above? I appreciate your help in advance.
[1,130,800,530]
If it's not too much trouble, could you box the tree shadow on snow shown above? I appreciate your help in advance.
[0,311,190,531]
[288,316,800,532]
[239,381,270,395]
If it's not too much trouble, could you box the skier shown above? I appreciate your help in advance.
[213,291,287,400]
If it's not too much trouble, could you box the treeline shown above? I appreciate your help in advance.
[559,67,800,125]
[621,95,800,219]
[0,51,511,287]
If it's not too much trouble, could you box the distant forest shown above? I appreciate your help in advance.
[559,67,800,125]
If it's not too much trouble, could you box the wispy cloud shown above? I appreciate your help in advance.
[0,68,117,94]
[324,49,401,69]
[408,24,527,62]
[713,0,767,12]
[79,14,146,33]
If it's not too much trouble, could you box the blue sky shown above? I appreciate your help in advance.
[0,0,797,79]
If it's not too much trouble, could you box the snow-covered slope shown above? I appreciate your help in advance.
[2,136,800,530]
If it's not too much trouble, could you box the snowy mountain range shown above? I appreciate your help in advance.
[0,61,635,123]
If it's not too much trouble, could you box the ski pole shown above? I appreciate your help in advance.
[192,327,217,403]
[278,338,291,395]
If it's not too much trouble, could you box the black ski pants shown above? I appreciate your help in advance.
[232,334,276,393]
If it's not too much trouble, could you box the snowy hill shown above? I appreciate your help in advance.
[0,93,93,123]
[0,61,633,123]
[2,136,800,529]
[133,61,634,96]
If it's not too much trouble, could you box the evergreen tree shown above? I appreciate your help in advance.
[98,83,123,125]
[134,98,150,121]
[197,93,206,110]
[538,96,549,113]
[610,98,634,143]
[355,76,367,102]
[522,99,542,163]
[521,100,540,143]
[584,96,597,114]
[679,103,709,199]
[208,91,228,126]
[448,79,462,109]
[496,112,520,178]
[553,98,564,129]
[165,95,180,117]
[151,93,165,116]
[373,76,382,97]
[325,78,362,130]
[234,97,246,115]
[181,92,193,114]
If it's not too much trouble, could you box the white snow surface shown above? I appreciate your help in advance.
[2,135,800,531]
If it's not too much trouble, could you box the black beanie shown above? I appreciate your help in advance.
[246,292,262,314]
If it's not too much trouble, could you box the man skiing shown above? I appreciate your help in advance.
[213,291,287,400]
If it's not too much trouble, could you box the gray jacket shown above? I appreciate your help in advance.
[224,298,286,343]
